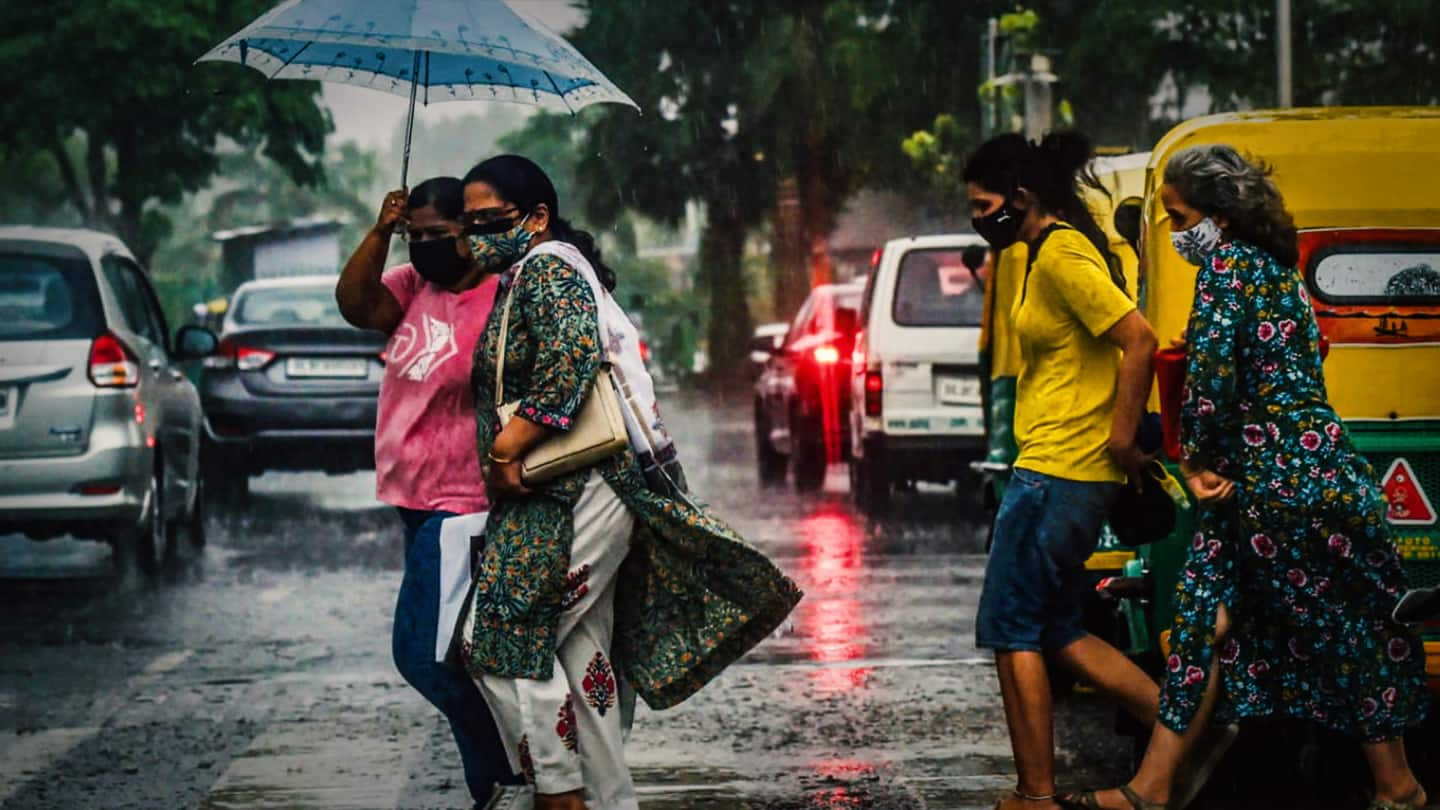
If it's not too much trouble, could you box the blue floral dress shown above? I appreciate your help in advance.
[1157,240,1425,742]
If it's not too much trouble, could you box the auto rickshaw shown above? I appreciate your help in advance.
[1109,107,1440,695]
[972,151,1153,658]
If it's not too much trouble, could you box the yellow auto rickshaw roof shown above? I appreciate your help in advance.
[1147,106,1440,230]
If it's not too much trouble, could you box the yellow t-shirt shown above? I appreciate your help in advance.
[1012,226,1135,483]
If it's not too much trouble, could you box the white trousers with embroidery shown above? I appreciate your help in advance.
[467,469,638,810]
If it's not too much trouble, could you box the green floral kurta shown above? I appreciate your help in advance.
[464,250,802,709]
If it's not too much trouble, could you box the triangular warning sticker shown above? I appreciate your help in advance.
[1381,458,1436,526]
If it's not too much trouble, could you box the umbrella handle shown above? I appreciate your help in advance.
[401,51,422,190]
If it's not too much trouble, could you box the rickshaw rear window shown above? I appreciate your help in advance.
[1312,249,1440,304]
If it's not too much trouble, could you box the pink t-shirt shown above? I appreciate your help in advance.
[375,264,500,513]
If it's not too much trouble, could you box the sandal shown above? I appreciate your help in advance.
[1368,785,1431,810]
[1060,785,1168,810]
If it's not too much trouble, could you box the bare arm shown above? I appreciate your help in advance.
[336,189,406,333]
[1103,309,1159,485]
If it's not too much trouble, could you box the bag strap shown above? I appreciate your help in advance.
[493,262,527,408]
[1020,222,1073,305]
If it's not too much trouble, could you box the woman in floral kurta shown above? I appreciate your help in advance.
[1070,146,1426,810]
[455,154,801,810]
[1159,238,1425,742]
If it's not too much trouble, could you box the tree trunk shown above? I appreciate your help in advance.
[769,176,809,321]
[698,205,753,385]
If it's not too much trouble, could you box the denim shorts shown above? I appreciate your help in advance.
[975,467,1119,652]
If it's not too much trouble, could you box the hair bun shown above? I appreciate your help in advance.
[1038,129,1095,176]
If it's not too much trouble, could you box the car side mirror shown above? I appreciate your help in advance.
[175,324,219,359]
[1114,197,1143,253]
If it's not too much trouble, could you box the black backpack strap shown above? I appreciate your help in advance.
[1020,222,1073,304]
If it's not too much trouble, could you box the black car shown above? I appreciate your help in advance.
[200,276,385,500]
[753,281,863,490]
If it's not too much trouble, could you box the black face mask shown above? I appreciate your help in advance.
[409,236,469,287]
[971,202,1024,251]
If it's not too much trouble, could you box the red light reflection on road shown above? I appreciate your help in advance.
[796,508,871,691]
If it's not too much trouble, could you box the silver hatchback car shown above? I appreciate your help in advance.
[0,226,217,573]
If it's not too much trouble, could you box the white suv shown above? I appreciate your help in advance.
[848,235,989,514]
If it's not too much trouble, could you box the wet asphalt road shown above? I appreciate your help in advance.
[0,393,1435,809]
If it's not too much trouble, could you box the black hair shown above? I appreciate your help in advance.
[962,131,1124,291]
[1164,144,1299,267]
[461,155,616,291]
[407,176,464,221]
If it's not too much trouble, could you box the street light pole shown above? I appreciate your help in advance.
[1277,0,1293,107]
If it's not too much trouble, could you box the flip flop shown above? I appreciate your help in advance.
[1060,786,1168,810]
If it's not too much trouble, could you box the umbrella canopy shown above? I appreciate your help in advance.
[198,0,636,183]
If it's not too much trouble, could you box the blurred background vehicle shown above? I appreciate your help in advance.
[0,226,216,573]
[200,275,385,503]
[754,281,864,490]
[747,322,789,379]
[848,235,989,516]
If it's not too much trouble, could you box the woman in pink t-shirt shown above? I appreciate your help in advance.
[336,177,516,804]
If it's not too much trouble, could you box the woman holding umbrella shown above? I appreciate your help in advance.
[337,177,519,807]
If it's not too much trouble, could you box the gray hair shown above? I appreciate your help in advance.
[1162,143,1298,266]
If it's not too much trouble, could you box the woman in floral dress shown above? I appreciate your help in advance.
[1067,147,1427,810]
[454,155,802,810]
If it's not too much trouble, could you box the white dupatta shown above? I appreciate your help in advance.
[521,241,682,488]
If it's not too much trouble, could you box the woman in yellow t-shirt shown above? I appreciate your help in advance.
[964,131,1160,810]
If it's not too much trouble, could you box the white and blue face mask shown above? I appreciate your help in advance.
[1170,217,1223,265]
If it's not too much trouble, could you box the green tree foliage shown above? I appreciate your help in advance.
[1033,0,1440,147]
[901,114,973,210]
[0,0,331,265]
[507,1,993,379]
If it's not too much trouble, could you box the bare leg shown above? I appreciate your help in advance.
[1055,634,1160,727]
[994,650,1065,809]
[1362,739,1425,805]
[1081,606,1230,809]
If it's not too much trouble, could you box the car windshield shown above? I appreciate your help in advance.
[892,248,984,327]
[1312,249,1440,304]
[0,252,102,341]
[234,285,348,327]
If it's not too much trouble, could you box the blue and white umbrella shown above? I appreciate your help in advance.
[198,0,637,185]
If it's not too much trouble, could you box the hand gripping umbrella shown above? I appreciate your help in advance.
[199,0,637,187]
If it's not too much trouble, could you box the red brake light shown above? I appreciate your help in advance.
[208,338,275,371]
[639,340,651,364]
[89,332,140,388]
[869,247,882,269]
[864,370,882,416]
[813,345,840,365]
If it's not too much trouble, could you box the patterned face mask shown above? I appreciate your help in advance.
[1170,216,1223,266]
[465,214,534,274]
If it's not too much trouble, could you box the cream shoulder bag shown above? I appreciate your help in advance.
[493,261,629,484]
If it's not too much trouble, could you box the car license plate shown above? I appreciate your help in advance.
[937,375,981,405]
[286,358,367,379]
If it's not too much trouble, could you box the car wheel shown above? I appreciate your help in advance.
[117,468,166,576]
[851,456,890,517]
[754,405,787,485]
[791,415,826,492]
